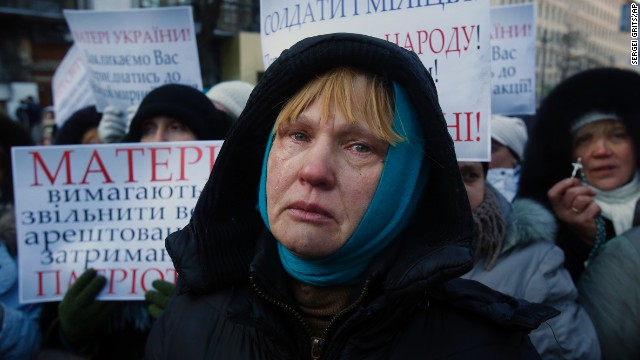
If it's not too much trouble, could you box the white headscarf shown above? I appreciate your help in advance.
[592,171,640,235]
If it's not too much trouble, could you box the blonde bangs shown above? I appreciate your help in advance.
[274,67,402,144]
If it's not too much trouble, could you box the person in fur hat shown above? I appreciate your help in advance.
[459,161,600,359]
[518,67,640,282]
[0,113,42,359]
[144,33,557,359]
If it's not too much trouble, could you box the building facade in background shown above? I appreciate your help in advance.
[1,0,636,116]
[492,0,636,101]
[0,0,260,117]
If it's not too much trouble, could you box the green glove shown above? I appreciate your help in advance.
[145,279,176,319]
[58,268,116,345]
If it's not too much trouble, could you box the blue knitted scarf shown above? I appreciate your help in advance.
[258,83,428,286]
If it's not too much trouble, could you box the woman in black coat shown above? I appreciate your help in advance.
[145,33,555,359]
[518,68,640,281]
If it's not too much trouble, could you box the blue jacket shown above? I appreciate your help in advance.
[0,241,42,359]
[463,193,600,359]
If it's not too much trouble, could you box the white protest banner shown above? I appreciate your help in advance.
[63,6,202,113]
[52,44,95,127]
[12,140,222,303]
[260,0,491,161]
[490,3,536,115]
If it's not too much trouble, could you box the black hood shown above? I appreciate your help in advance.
[519,67,640,205]
[170,33,474,293]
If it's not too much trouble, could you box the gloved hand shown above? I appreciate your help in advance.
[58,269,116,345]
[145,279,176,319]
[125,104,138,133]
[98,106,127,143]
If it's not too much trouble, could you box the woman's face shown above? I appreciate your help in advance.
[266,97,388,259]
[140,117,197,143]
[490,139,518,169]
[572,120,636,191]
[459,161,485,209]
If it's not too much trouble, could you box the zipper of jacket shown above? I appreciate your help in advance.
[314,279,370,360]
[249,275,314,350]
[250,274,371,360]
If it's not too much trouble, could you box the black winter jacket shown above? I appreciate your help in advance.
[145,33,556,359]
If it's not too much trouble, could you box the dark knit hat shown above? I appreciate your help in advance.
[54,106,102,145]
[125,84,232,142]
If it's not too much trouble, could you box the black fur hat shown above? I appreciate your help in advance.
[125,84,231,142]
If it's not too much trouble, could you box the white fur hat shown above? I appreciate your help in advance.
[206,80,255,119]
[491,115,528,160]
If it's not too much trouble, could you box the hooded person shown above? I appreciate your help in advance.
[518,67,640,282]
[487,115,528,202]
[145,33,556,359]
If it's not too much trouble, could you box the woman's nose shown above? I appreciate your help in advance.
[151,128,168,142]
[299,141,336,189]
[591,138,611,156]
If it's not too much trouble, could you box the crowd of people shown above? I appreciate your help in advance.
[0,32,638,359]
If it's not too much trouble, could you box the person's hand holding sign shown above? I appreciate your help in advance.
[58,269,116,345]
[145,280,176,319]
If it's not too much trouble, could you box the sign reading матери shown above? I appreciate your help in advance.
[12,140,222,303]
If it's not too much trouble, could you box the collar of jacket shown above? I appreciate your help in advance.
[501,198,558,254]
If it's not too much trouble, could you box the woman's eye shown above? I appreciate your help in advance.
[573,135,590,148]
[352,144,371,153]
[292,132,308,141]
[461,171,479,182]
[611,131,628,140]
[170,123,185,132]
[141,124,154,135]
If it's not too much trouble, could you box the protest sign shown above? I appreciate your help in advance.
[260,0,492,161]
[12,140,222,303]
[52,44,95,127]
[63,6,202,113]
[490,3,537,115]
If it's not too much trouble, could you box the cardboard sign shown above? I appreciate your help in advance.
[260,0,492,161]
[490,3,537,115]
[12,141,222,303]
[63,6,202,113]
[52,44,96,127]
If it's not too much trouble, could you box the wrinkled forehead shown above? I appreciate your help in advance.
[274,67,400,144]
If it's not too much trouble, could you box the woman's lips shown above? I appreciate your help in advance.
[287,202,332,222]
[589,165,616,176]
